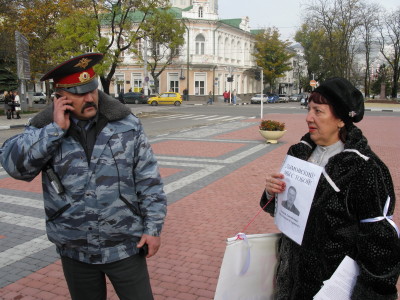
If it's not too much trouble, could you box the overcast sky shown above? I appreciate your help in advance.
[218,0,400,42]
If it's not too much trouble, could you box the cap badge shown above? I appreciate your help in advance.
[74,58,92,69]
[78,72,91,83]
[349,111,357,118]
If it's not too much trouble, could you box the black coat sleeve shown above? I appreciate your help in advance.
[260,190,276,216]
[351,157,400,300]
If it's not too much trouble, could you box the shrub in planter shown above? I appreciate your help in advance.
[259,120,285,131]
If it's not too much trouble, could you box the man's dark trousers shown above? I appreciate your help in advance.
[61,254,153,300]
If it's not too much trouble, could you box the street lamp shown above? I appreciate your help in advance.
[260,68,264,119]
[227,66,234,104]
[143,37,149,96]
[182,19,190,101]
[212,65,217,102]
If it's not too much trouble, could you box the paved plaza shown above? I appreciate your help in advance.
[0,103,399,299]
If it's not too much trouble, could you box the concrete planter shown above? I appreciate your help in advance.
[259,130,287,144]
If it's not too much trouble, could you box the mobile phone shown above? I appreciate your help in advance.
[139,244,149,256]
[44,165,64,194]
[55,93,71,114]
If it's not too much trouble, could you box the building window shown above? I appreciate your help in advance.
[198,7,203,18]
[194,73,206,95]
[231,39,235,60]
[244,42,248,63]
[115,75,124,95]
[150,41,161,56]
[156,43,161,56]
[195,34,205,55]
[136,38,143,56]
[132,73,142,92]
[237,41,241,62]
[224,37,229,59]
[169,73,179,92]
[171,47,180,56]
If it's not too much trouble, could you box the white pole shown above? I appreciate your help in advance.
[229,67,232,104]
[144,38,148,95]
[260,69,264,119]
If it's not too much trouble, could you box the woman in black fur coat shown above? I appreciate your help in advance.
[261,77,399,299]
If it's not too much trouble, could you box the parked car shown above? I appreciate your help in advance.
[250,94,268,104]
[267,94,279,103]
[300,97,308,107]
[33,92,46,104]
[278,94,289,103]
[121,92,148,104]
[289,94,303,102]
[148,92,182,106]
[50,92,61,101]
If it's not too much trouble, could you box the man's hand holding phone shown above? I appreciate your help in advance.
[53,93,74,130]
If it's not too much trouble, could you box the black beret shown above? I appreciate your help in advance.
[314,77,364,123]
[40,53,103,94]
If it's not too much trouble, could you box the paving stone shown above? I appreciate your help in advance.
[0,113,399,299]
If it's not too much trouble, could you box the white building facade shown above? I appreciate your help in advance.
[277,44,308,95]
[110,0,263,99]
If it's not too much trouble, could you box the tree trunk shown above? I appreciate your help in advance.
[153,77,159,94]
[380,83,386,100]
[100,76,110,95]
[364,49,370,98]
[150,69,160,94]
[392,72,399,98]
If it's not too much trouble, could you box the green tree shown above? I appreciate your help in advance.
[0,56,18,92]
[378,8,400,99]
[132,8,186,93]
[253,28,295,91]
[371,64,391,96]
[0,0,19,74]
[299,74,311,93]
[48,3,101,73]
[300,0,364,81]
[295,23,328,82]
[3,0,82,79]
[0,0,84,97]
[48,0,170,94]
[358,2,380,97]
[0,26,18,92]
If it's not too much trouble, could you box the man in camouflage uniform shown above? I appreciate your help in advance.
[0,53,167,300]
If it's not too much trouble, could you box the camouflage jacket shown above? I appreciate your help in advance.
[0,91,167,264]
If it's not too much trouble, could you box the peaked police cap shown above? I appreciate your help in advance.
[40,53,103,94]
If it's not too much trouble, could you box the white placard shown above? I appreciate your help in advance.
[275,155,323,245]
[313,256,360,300]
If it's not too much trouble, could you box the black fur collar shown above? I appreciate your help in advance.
[288,125,371,162]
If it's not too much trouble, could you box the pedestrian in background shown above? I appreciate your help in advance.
[3,91,9,118]
[261,77,399,299]
[183,88,188,101]
[118,90,125,104]
[232,89,237,105]
[223,90,229,103]
[13,91,21,119]
[4,91,12,119]
[207,90,213,105]
[0,53,167,300]
[9,90,16,118]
